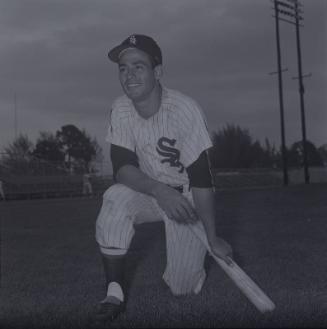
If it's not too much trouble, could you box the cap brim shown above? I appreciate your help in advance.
[108,44,135,63]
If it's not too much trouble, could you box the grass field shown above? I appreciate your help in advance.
[1,183,327,328]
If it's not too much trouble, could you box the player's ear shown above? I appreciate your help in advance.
[154,65,163,81]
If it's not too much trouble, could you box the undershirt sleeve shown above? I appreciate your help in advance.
[186,150,213,188]
[110,144,139,181]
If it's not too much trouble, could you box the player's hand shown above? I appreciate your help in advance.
[209,236,233,265]
[153,184,198,224]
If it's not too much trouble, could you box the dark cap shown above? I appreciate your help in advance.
[108,34,162,66]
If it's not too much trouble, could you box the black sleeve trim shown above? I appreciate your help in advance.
[110,144,139,181]
[186,151,213,188]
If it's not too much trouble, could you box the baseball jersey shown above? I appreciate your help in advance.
[106,86,213,187]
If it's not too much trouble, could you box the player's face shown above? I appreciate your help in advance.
[118,48,161,102]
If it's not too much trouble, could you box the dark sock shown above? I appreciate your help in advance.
[101,254,126,301]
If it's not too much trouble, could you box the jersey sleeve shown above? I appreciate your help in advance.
[105,106,135,152]
[179,102,213,168]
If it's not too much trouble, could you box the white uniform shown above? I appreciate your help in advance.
[0,180,5,200]
[82,174,93,195]
[95,86,213,295]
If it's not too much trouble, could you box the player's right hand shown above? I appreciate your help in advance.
[152,184,198,224]
[209,236,233,266]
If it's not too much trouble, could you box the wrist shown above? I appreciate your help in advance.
[149,181,164,198]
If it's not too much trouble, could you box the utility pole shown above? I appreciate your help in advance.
[14,92,17,140]
[293,0,310,184]
[271,0,289,186]
[271,0,311,184]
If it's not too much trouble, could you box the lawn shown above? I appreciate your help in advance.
[1,183,327,328]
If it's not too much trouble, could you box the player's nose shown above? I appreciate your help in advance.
[126,68,137,79]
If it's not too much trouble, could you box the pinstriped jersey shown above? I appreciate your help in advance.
[106,86,213,186]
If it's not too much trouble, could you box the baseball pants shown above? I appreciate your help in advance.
[95,183,208,295]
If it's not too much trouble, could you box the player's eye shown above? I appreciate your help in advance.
[135,65,144,71]
[119,66,127,73]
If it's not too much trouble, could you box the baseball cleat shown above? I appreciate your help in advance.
[94,298,126,325]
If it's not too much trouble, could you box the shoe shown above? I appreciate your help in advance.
[94,297,126,325]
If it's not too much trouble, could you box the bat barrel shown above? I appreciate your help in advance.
[189,223,276,314]
[214,255,276,313]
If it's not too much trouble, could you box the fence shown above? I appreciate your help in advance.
[1,165,326,201]
[212,168,283,190]
[0,174,113,200]
[212,166,327,189]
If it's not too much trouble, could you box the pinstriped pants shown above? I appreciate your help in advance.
[95,183,207,295]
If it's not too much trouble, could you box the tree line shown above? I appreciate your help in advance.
[0,124,102,175]
[0,123,326,176]
[209,124,326,169]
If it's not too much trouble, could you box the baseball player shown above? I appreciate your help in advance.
[94,34,233,324]
[82,173,93,196]
[0,179,5,200]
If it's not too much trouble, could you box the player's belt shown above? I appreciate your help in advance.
[172,185,183,193]
[168,185,186,193]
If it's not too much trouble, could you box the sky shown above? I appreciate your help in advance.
[0,0,326,171]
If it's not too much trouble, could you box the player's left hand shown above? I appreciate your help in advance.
[153,183,198,224]
[209,236,233,265]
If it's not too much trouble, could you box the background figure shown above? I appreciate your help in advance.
[0,179,5,200]
[82,173,93,196]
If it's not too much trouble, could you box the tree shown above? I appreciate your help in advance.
[318,144,327,166]
[288,140,323,167]
[210,124,251,168]
[0,126,102,176]
[33,131,65,162]
[209,124,274,169]
[56,124,101,173]
[0,134,34,175]
[264,138,279,168]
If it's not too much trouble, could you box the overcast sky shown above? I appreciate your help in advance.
[0,0,326,167]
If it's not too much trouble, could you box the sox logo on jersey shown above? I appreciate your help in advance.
[156,137,184,173]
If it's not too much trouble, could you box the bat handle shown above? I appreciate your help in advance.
[225,256,235,267]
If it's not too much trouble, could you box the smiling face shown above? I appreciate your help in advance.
[118,48,162,103]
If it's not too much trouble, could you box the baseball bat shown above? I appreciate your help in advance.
[190,224,276,313]
[211,254,276,313]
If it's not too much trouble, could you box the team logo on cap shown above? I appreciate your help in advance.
[129,35,137,45]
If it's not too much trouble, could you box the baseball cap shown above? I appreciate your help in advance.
[108,34,162,66]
